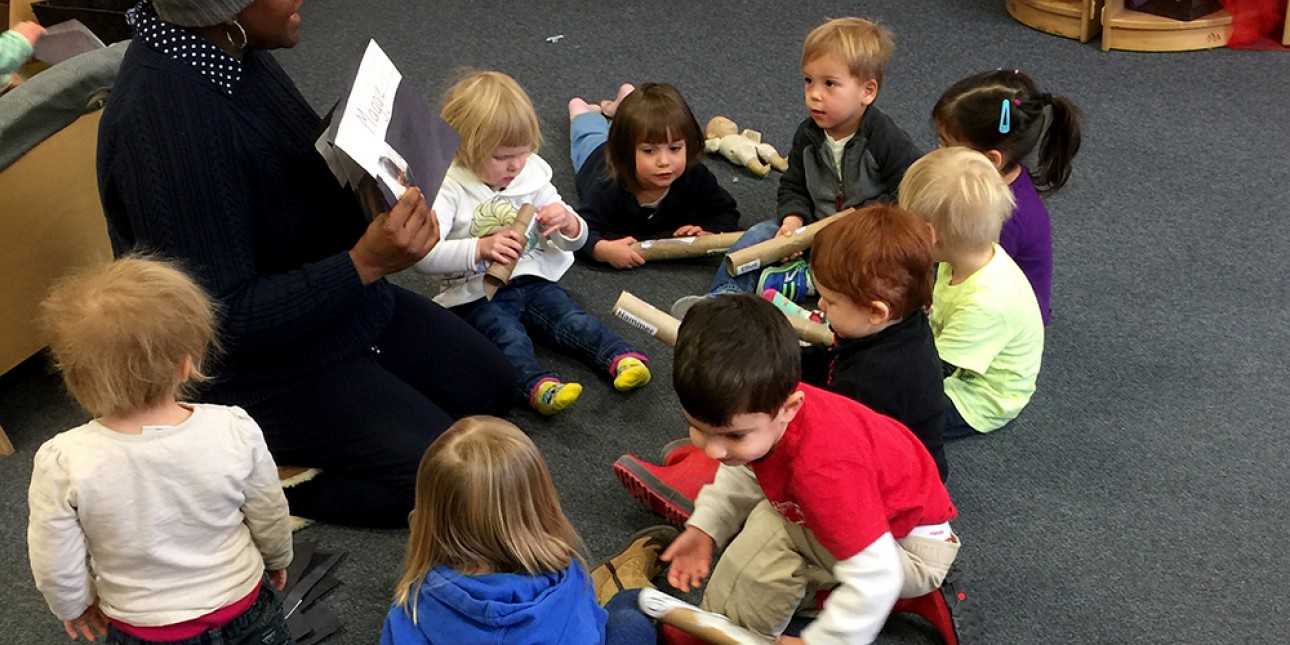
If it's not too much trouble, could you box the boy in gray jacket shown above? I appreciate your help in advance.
[674,17,921,314]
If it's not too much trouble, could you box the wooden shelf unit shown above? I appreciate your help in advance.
[1101,0,1232,51]
[1007,0,1104,42]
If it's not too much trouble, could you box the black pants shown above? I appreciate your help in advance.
[239,287,517,527]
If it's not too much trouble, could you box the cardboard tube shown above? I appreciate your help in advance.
[630,231,744,260]
[611,291,680,346]
[637,589,771,645]
[788,315,835,346]
[723,209,855,277]
[482,204,537,300]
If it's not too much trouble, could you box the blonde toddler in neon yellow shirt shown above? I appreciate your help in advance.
[898,147,1044,438]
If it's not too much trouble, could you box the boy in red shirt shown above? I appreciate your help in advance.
[660,295,959,644]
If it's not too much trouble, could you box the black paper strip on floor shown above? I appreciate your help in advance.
[282,540,346,643]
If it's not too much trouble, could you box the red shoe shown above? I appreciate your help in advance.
[659,437,698,466]
[659,623,711,645]
[613,450,719,526]
[891,565,970,645]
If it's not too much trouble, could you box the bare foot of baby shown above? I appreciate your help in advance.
[599,83,636,118]
[568,97,602,119]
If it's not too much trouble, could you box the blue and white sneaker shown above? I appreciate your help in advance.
[757,259,813,304]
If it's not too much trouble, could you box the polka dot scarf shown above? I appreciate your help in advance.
[127,1,242,96]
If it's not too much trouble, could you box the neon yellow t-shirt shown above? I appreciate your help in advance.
[930,245,1044,432]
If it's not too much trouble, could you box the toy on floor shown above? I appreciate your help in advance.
[613,291,682,346]
[703,116,788,178]
[629,231,744,260]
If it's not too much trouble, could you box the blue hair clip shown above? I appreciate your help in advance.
[998,99,1011,134]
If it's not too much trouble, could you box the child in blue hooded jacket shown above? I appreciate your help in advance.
[382,416,657,645]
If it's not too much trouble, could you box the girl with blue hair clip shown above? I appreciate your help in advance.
[932,69,1084,326]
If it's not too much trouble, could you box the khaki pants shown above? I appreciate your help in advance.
[700,500,961,639]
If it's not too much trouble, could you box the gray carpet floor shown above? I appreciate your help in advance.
[3,0,1289,642]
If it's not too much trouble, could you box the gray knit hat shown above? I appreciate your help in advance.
[152,0,257,27]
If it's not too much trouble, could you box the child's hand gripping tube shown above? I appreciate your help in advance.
[482,204,537,300]
[723,209,856,277]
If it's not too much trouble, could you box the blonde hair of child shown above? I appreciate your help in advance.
[897,147,1016,254]
[441,71,542,177]
[801,17,895,89]
[394,416,584,620]
[40,256,217,418]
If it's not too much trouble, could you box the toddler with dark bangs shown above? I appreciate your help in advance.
[568,82,742,269]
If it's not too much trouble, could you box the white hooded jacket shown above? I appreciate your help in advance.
[414,154,588,308]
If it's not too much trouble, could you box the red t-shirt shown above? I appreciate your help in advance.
[750,383,957,561]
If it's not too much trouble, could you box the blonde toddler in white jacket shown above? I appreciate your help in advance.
[415,71,650,415]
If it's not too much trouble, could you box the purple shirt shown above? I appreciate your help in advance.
[1000,168,1052,325]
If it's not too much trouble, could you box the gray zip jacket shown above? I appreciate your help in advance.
[776,106,922,224]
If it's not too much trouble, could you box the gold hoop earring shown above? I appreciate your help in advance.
[226,19,248,51]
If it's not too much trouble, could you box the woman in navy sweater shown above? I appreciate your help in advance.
[97,0,516,527]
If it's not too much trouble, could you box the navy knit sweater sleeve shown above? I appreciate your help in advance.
[97,42,392,385]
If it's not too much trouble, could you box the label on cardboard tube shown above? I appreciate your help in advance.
[734,259,761,275]
[640,241,654,249]
[615,309,658,336]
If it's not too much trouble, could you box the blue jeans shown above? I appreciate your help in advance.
[454,276,642,397]
[570,112,610,173]
[106,578,293,645]
[707,219,782,295]
[604,589,657,645]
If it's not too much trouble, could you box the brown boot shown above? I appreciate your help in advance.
[590,525,678,605]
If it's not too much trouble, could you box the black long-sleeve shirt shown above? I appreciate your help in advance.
[573,143,741,262]
[802,310,949,481]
